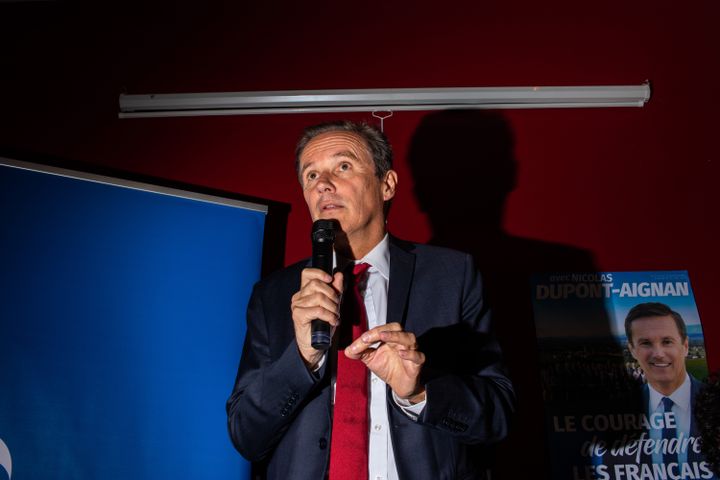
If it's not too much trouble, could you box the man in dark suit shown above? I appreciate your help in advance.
[227,121,515,479]
[625,302,709,467]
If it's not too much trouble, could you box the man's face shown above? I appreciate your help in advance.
[299,131,396,253]
[628,315,689,395]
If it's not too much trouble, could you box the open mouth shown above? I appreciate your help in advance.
[319,199,343,212]
[650,362,671,368]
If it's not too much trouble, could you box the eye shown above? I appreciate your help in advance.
[338,162,351,172]
[306,171,318,181]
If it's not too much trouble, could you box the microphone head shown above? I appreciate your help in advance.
[311,219,336,243]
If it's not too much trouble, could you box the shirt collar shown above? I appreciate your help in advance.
[356,234,390,280]
[647,373,691,413]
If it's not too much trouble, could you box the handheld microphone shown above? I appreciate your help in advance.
[310,219,336,350]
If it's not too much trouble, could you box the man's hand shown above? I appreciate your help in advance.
[344,322,426,403]
[290,268,344,369]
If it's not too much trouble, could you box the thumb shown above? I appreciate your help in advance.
[332,271,345,293]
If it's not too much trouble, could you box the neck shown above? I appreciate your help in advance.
[655,378,684,397]
[335,228,386,260]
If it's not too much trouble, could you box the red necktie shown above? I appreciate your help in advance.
[328,262,370,480]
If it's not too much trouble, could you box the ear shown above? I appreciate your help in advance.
[627,342,638,361]
[382,170,398,201]
[682,337,689,356]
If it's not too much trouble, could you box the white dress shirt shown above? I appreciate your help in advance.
[647,373,692,465]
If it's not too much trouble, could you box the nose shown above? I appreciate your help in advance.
[649,345,666,360]
[315,172,335,192]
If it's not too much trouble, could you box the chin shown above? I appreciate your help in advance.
[316,210,343,221]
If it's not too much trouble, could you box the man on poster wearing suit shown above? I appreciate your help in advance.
[226,121,515,479]
[625,302,709,469]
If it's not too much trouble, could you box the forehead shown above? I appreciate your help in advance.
[299,131,372,166]
[630,315,682,338]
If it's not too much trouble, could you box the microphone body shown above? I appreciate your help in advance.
[310,219,336,350]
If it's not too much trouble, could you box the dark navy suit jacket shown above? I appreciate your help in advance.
[227,237,515,479]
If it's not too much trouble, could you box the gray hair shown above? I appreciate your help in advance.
[294,120,393,182]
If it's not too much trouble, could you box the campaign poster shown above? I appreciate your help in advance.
[531,271,715,480]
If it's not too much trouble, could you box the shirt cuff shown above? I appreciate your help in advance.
[312,353,327,373]
[392,390,426,421]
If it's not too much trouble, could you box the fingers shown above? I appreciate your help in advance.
[292,269,344,327]
[341,323,425,399]
[344,323,419,359]
[293,269,344,366]
[297,269,342,301]
[377,330,419,349]
[398,349,426,365]
[292,291,339,324]
[299,267,333,286]
[331,271,344,294]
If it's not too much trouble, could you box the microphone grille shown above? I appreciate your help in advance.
[311,219,336,243]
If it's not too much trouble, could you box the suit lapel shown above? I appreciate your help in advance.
[388,238,415,328]
[689,376,701,437]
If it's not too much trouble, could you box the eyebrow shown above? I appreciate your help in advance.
[333,150,360,161]
[299,150,360,175]
[637,336,677,342]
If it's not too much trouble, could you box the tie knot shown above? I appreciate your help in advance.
[353,262,370,277]
[662,397,674,411]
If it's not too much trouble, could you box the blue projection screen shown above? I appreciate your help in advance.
[0,159,265,480]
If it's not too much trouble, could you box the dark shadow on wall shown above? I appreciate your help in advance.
[407,110,640,480]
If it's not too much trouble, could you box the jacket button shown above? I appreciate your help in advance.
[319,438,327,449]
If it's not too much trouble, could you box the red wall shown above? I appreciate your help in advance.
[2,0,718,467]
